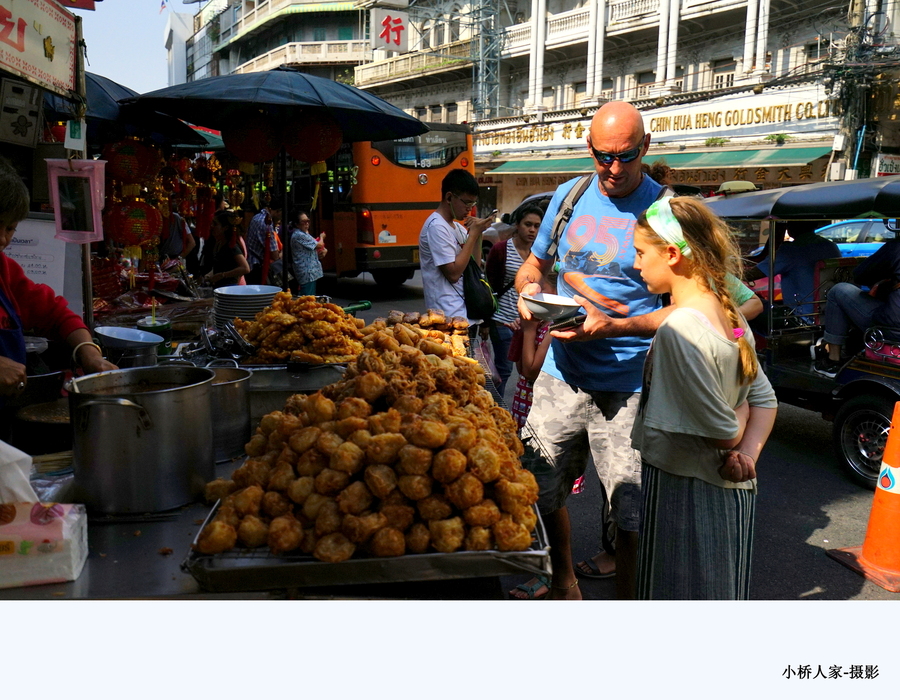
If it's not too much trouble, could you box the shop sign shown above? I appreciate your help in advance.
[872,153,900,177]
[0,0,76,96]
[669,162,826,186]
[371,8,409,53]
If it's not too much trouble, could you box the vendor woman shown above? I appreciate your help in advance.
[0,157,116,400]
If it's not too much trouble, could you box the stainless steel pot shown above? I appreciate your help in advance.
[66,366,215,514]
[206,360,252,463]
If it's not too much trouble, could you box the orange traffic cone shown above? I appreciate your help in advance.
[827,401,900,591]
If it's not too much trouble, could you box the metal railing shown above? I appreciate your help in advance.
[355,39,474,86]
[610,0,661,22]
[234,40,368,73]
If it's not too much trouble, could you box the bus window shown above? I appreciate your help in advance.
[370,130,467,169]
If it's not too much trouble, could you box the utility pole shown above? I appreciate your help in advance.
[472,0,502,120]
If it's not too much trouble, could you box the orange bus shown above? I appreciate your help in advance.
[296,122,474,287]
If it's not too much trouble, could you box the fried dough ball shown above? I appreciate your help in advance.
[245,433,268,457]
[429,516,465,553]
[315,430,344,457]
[288,426,321,454]
[303,493,333,520]
[405,523,431,553]
[298,527,317,554]
[367,408,401,435]
[194,520,237,554]
[342,512,388,544]
[315,499,343,536]
[366,433,407,464]
[266,429,286,451]
[232,459,271,489]
[295,449,329,477]
[463,498,502,527]
[467,440,501,483]
[275,443,298,467]
[329,441,365,475]
[335,416,369,438]
[405,419,450,449]
[258,411,284,436]
[432,448,468,484]
[397,444,433,476]
[392,395,424,415]
[364,464,398,499]
[513,507,538,533]
[278,412,305,436]
[336,481,374,515]
[464,526,494,551]
[287,476,315,504]
[446,473,484,510]
[417,494,454,521]
[445,421,478,453]
[237,515,269,548]
[348,429,374,450]
[306,392,336,424]
[381,489,411,507]
[380,504,416,532]
[267,463,296,493]
[314,467,351,496]
[205,478,237,504]
[231,485,264,517]
[370,527,406,557]
[398,474,434,501]
[492,517,533,551]
[261,490,292,518]
[313,532,356,563]
[268,515,303,554]
[337,397,372,420]
[497,454,519,482]
[212,503,240,529]
[355,372,388,402]
[514,469,540,504]
[495,478,530,513]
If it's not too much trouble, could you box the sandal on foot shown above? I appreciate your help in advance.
[575,557,616,579]
[509,574,551,600]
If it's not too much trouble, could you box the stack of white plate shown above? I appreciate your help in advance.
[213,285,280,329]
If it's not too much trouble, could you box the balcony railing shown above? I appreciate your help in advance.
[547,8,591,38]
[234,40,368,74]
[610,0,661,23]
[355,39,473,86]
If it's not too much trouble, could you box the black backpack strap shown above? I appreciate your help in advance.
[545,173,594,259]
[657,185,676,199]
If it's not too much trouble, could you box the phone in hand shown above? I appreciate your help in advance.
[549,314,587,331]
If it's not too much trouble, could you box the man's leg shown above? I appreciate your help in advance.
[544,506,581,600]
[823,283,881,359]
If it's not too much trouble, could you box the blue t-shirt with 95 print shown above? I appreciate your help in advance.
[531,173,663,392]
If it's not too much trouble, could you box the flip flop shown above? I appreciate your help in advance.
[509,574,551,600]
[575,557,616,579]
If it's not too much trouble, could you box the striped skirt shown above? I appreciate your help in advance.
[636,464,755,600]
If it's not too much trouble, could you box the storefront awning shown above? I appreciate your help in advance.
[485,146,832,175]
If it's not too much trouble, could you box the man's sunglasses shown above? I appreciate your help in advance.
[589,141,644,165]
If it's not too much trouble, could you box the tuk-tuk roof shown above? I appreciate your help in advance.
[705,175,900,220]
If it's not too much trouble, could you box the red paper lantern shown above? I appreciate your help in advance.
[105,198,163,247]
[222,113,282,163]
[284,113,343,163]
[101,138,162,184]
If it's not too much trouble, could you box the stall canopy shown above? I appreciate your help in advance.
[485,146,832,174]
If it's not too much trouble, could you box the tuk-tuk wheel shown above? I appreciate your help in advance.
[832,394,893,489]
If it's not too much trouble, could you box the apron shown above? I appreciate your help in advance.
[0,281,26,410]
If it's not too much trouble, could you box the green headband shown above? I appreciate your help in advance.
[645,197,692,258]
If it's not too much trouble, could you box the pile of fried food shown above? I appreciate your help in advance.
[361,309,470,358]
[233,292,365,364]
[197,345,539,562]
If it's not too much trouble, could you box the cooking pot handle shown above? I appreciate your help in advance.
[205,359,239,368]
[74,398,153,432]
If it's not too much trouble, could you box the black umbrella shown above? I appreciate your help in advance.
[43,73,206,149]
[706,175,900,220]
[118,66,428,142]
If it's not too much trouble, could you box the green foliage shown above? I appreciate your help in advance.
[705,136,729,147]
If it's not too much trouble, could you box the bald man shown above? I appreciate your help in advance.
[513,102,676,600]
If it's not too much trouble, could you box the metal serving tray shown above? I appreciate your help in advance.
[181,502,550,593]
[245,363,347,424]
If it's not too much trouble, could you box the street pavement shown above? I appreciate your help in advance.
[321,271,900,601]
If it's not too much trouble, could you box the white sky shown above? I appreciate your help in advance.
[73,1,185,95]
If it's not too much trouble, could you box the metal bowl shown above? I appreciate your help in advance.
[520,292,582,321]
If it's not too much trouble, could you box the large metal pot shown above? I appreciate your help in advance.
[66,366,215,514]
[206,360,252,462]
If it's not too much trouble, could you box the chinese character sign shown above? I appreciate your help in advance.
[371,9,408,53]
[0,0,77,95]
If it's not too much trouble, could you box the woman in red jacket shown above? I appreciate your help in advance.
[0,158,115,400]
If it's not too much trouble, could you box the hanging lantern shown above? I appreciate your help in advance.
[222,112,282,163]
[105,197,163,248]
[101,138,163,184]
[284,112,343,163]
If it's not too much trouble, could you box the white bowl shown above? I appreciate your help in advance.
[520,292,582,321]
[214,285,280,297]
[94,326,164,349]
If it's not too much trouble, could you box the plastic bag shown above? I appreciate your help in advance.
[0,440,38,504]
[473,336,500,385]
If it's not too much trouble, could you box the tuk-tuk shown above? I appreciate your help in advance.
[707,175,900,488]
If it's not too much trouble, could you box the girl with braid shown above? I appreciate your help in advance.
[629,197,778,600]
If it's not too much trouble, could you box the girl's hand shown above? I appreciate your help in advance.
[504,319,521,332]
[719,450,757,482]
[517,282,542,321]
